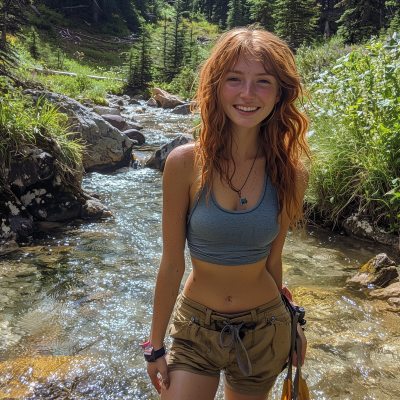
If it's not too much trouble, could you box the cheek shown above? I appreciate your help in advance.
[220,85,238,102]
[257,86,278,99]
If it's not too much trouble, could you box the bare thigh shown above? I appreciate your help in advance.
[161,370,220,400]
[224,385,269,400]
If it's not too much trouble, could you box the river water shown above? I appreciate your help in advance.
[0,102,399,400]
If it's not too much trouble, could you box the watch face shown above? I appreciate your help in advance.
[144,346,153,356]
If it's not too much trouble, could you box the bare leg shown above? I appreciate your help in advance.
[161,370,220,400]
[224,385,269,400]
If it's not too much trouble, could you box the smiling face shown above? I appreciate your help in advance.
[220,54,280,133]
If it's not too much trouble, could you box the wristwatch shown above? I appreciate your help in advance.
[143,344,166,362]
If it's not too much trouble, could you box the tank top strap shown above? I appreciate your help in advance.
[187,183,205,225]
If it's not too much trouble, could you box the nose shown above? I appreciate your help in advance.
[240,80,256,99]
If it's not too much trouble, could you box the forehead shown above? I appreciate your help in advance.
[229,53,275,76]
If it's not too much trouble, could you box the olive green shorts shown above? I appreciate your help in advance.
[167,293,291,396]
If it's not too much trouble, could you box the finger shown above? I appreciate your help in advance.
[160,369,170,389]
[149,373,161,394]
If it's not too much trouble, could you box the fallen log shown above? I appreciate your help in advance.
[29,68,127,82]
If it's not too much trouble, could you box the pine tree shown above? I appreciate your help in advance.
[126,23,153,92]
[212,0,230,28]
[387,0,400,33]
[335,0,381,43]
[27,26,40,60]
[0,0,30,77]
[165,0,187,81]
[227,0,249,29]
[273,0,320,48]
[247,0,275,31]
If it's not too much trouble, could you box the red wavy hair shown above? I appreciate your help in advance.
[192,26,310,229]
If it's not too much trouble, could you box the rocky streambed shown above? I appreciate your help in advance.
[0,92,400,399]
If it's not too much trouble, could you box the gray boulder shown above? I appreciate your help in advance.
[124,129,146,145]
[343,213,399,248]
[146,134,194,172]
[129,99,140,105]
[172,103,192,115]
[347,253,399,288]
[25,90,133,172]
[93,106,121,116]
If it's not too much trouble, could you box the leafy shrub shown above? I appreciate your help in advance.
[296,36,356,84]
[306,34,400,233]
[156,67,198,100]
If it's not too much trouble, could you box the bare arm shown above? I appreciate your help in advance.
[265,161,309,289]
[266,162,309,366]
[147,145,194,393]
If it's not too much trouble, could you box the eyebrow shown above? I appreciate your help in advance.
[227,69,274,76]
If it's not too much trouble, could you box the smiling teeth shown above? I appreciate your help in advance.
[236,106,257,111]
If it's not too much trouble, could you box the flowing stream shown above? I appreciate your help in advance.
[0,102,399,400]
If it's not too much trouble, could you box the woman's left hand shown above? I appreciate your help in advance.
[292,323,307,367]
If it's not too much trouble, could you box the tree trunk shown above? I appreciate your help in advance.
[324,20,331,37]
[93,0,100,23]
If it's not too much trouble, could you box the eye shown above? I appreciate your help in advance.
[227,77,240,82]
[258,79,271,84]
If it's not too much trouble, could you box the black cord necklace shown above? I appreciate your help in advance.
[227,147,259,205]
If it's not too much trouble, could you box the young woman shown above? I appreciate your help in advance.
[144,26,310,400]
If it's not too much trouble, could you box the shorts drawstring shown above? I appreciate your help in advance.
[219,319,252,377]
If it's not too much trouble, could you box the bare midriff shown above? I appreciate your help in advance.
[182,256,280,314]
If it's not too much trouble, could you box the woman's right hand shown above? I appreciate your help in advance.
[147,355,170,394]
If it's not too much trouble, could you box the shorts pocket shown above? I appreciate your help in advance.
[272,320,291,373]
[169,307,193,339]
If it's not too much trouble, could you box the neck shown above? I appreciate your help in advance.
[230,124,260,160]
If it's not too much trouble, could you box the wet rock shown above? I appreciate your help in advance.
[133,94,144,100]
[172,103,192,115]
[25,90,133,172]
[124,129,146,144]
[370,282,400,299]
[152,87,186,109]
[146,134,194,172]
[92,106,121,116]
[101,114,129,131]
[4,148,54,196]
[129,98,140,105]
[81,199,115,220]
[0,240,20,254]
[117,99,124,105]
[0,187,35,247]
[126,121,144,131]
[343,213,400,248]
[388,297,400,306]
[147,97,158,107]
[20,184,82,222]
[347,253,399,288]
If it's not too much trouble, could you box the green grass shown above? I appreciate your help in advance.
[0,78,84,185]
[303,35,400,233]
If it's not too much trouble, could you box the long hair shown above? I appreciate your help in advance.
[192,26,310,229]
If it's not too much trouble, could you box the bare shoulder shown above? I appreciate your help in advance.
[164,142,197,183]
[295,160,309,197]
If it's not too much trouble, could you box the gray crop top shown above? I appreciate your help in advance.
[186,173,280,266]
